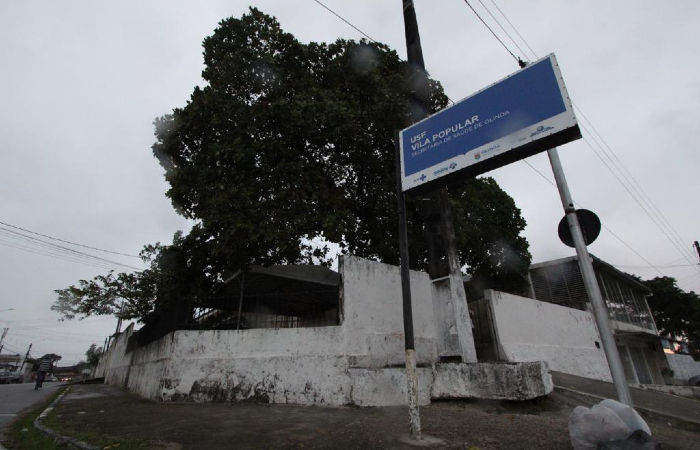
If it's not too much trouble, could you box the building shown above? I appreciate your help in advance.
[0,354,22,371]
[471,254,673,385]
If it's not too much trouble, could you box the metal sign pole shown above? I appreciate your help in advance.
[395,131,422,439]
[547,147,634,406]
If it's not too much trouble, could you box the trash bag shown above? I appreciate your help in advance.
[570,404,631,450]
[597,430,661,450]
[598,399,651,436]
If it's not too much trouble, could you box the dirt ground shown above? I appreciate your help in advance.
[51,384,699,450]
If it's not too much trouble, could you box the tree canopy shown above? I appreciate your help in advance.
[644,276,700,354]
[53,8,531,322]
[85,343,104,366]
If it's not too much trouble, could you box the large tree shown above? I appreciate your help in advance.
[152,8,530,278]
[53,8,531,322]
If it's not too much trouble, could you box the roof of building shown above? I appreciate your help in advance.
[529,254,651,294]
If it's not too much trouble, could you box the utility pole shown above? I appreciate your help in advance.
[548,149,633,406]
[115,300,125,335]
[395,0,480,440]
[19,343,32,373]
[401,0,477,364]
[0,327,8,348]
[693,241,700,263]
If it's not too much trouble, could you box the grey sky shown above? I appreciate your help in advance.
[1,1,699,364]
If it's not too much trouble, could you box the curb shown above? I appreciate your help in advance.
[554,386,700,427]
[33,388,99,450]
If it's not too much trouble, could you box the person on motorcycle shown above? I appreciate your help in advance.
[35,355,54,389]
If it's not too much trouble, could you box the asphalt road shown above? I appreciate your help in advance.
[0,381,63,441]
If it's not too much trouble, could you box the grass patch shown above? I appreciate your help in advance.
[5,387,164,450]
[5,387,68,450]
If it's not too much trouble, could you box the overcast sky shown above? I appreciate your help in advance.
[1,0,699,365]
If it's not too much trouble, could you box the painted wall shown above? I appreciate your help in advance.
[482,290,613,382]
[99,257,552,406]
[340,255,438,367]
[666,353,700,383]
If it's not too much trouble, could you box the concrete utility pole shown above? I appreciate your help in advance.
[0,327,8,348]
[548,148,634,406]
[693,241,700,263]
[19,343,32,373]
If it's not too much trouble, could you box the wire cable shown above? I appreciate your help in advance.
[573,104,700,269]
[310,0,376,42]
[487,0,538,59]
[0,226,142,271]
[475,0,529,60]
[461,0,521,63]
[482,0,697,279]
[0,220,141,258]
[0,239,119,271]
[577,124,700,276]
[521,159,665,277]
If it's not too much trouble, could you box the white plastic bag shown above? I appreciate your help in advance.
[569,404,631,450]
[599,399,651,436]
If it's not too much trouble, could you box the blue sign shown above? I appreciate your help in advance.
[400,54,580,193]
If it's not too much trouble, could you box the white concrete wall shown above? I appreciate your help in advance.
[161,327,351,405]
[101,257,552,406]
[666,353,700,383]
[102,323,136,388]
[340,256,439,367]
[483,290,612,382]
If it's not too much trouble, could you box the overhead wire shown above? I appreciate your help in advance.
[521,160,665,276]
[0,220,141,259]
[310,0,376,42]
[475,0,529,59]
[479,3,700,270]
[0,226,142,271]
[0,238,119,271]
[311,0,691,281]
[473,0,698,278]
[575,122,700,275]
[461,0,521,64]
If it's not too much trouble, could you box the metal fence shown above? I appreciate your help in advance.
[186,289,340,330]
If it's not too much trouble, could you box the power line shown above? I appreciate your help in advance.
[577,124,700,276]
[521,159,665,276]
[0,238,119,271]
[0,220,141,258]
[487,0,537,59]
[310,0,376,42]
[573,105,700,272]
[311,2,457,106]
[475,0,529,59]
[461,0,521,64]
[477,0,697,278]
[0,226,142,271]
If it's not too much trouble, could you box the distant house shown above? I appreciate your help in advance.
[0,354,22,371]
[470,255,673,385]
[528,255,668,384]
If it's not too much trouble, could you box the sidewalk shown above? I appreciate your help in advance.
[551,371,700,424]
[41,383,699,450]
